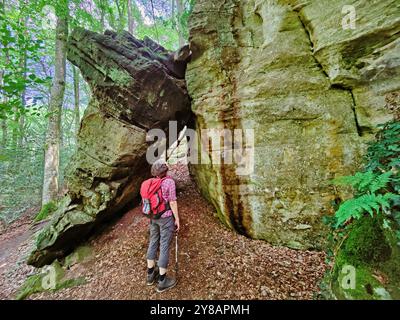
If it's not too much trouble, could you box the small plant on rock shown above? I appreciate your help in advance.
[332,120,400,229]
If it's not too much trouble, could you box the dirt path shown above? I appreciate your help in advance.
[0,208,40,299]
[0,164,327,300]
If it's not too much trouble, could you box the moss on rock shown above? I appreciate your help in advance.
[16,260,86,300]
[331,215,400,300]
[34,201,58,222]
[341,215,392,266]
[15,274,44,300]
[64,245,92,269]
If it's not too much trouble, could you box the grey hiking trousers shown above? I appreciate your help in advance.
[146,215,175,269]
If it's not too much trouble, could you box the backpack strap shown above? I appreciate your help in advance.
[159,176,173,207]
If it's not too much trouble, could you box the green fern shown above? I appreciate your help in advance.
[332,167,398,228]
[332,171,393,194]
[365,121,400,172]
[369,171,394,193]
[335,193,400,227]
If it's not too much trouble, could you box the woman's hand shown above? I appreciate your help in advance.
[174,218,180,232]
[170,200,180,232]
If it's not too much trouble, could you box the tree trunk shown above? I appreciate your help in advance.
[1,120,6,147]
[12,2,27,155]
[18,33,27,150]
[127,0,134,34]
[73,65,80,139]
[96,0,106,32]
[100,10,105,32]
[12,112,19,149]
[176,0,185,47]
[18,115,24,148]
[0,67,6,147]
[0,0,7,148]
[171,0,175,16]
[115,0,124,31]
[42,9,68,205]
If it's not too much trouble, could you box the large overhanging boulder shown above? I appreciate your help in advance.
[27,0,399,267]
[186,0,398,249]
[27,28,192,267]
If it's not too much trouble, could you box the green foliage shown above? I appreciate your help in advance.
[334,193,399,227]
[34,201,57,222]
[324,120,400,299]
[173,0,196,41]
[0,1,50,121]
[0,106,78,224]
[333,170,394,194]
[332,169,399,227]
[136,19,179,50]
[1,0,193,226]
[331,120,400,228]
[365,121,400,174]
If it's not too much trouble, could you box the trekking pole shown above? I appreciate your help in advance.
[175,232,179,278]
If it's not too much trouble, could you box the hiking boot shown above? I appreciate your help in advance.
[146,266,159,286]
[156,275,177,293]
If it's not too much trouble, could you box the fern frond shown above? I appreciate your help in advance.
[358,171,376,191]
[369,171,392,193]
[332,171,372,188]
[332,171,393,194]
[335,193,400,227]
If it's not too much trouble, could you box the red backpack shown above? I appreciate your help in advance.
[140,177,171,219]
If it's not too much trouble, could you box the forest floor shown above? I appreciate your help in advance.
[0,163,328,300]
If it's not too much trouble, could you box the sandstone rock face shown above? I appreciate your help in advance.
[28,29,192,267]
[28,1,399,266]
[186,0,398,249]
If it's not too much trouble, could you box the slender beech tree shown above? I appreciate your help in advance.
[42,1,68,205]
[72,65,80,139]
[176,0,184,47]
[114,0,126,31]
[0,0,8,148]
[127,0,134,34]
[0,67,7,148]
[18,11,28,150]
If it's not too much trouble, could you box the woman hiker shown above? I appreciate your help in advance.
[145,160,180,293]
